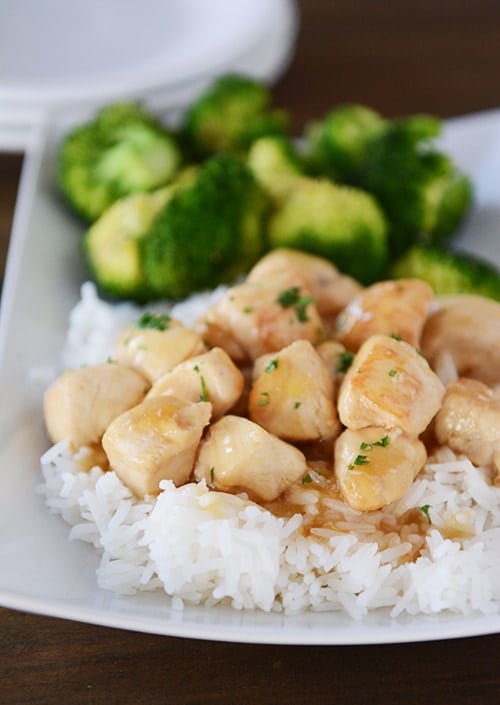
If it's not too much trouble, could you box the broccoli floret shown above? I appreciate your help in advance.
[59,102,182,222]
[83,186,175,302]
[181,74,289,159]
[141,153,270,299]
[391,244,500,301]
[246,135,304,203]
[267,177,388,284]
[357,115,473,255]
[304,103,387,182]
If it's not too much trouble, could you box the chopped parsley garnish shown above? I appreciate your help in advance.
[136,312,171,331]
[388,368,397,377]
[210,467,215,483]
[390,332,402,341]
[302,473,313,484]
[276,286,313,323]
[359,435,390,452]
[420,504,432,524]
[265,359,278,374]
[348,454,369,470]
[336,350,354,373]
[294,401,301,409]
[243,306,253,314]
[257,391,270,407]
[193,365,208,401]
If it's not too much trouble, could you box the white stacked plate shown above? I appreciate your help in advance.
[0,0,299,151]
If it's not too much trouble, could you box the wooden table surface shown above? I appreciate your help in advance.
[1,2,500,703]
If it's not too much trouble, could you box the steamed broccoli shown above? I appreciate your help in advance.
[83,186,175,302]
[181,74,289,159]
[246,135,304,203]
[358,116,473,255]
[303,107,473,257]
[267,177,388,284]
[304,103,387,182]
[141,153,270,299]
[59,102,182,222]
[391,244,500,300]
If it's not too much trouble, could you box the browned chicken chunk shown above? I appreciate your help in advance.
[434,377,500,476]
[197,271,325,364]
[336,278,434,352]
[248,339,341,442]
[44,363,148,449]
[147,347,244,420]
[335,426,427,511]
[193,415,308,502]
[338,334,445,436]
[114,315,205,383]
[102,396,212,497]
[421,294,500,386]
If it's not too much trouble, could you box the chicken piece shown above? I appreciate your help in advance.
[114,314,205,383]
[421,294,500,386]
[102,396,212,497]
[335,278,434,352]
[43,363,148,449]
[193,415,308,502]
[248,248,362,331]
[197,271,325,364]
[248,340,341,442]
[434,377,500,475]
[316,340,353,384]
[335,426,427,511]
[147,347,244,420]
[338,334,445,436]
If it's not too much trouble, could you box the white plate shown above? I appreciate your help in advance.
[1,110,500,644]
[0,0,298,151]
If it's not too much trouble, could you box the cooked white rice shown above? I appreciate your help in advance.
[38,283,500,619]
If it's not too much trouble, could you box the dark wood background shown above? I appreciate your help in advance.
[2,2,500,703]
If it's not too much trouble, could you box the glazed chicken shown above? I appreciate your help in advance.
[248,339,341,442]
[421,294,500,386]
[147,347,244,420]
[114,315,205,383]
[336,278,434,352]
[335,426,427,511]
[338,334,445,436]
[197,270,325,364]
[43,248,500,517]
[193,415,308,502]
[434,377,500,477]
[44,362,148,449]
[102,396,212,497]
[247,248,362,332]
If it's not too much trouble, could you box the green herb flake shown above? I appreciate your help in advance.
[388,368,397,377]
[420,504,432,524]
[257,391,270,407]
[265,359,278,374]
[348,454,369,470]
[359,435,390,454]
[336,350,354,373]
[277,286,301,308]
[294,401,301,409]
[390,332,402,341]
[136,312,171,331]
[243,306,253,314]
[302,473,313,484]
[193,365,208,401]
[276,286,313,323]
[210,467,215,483]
